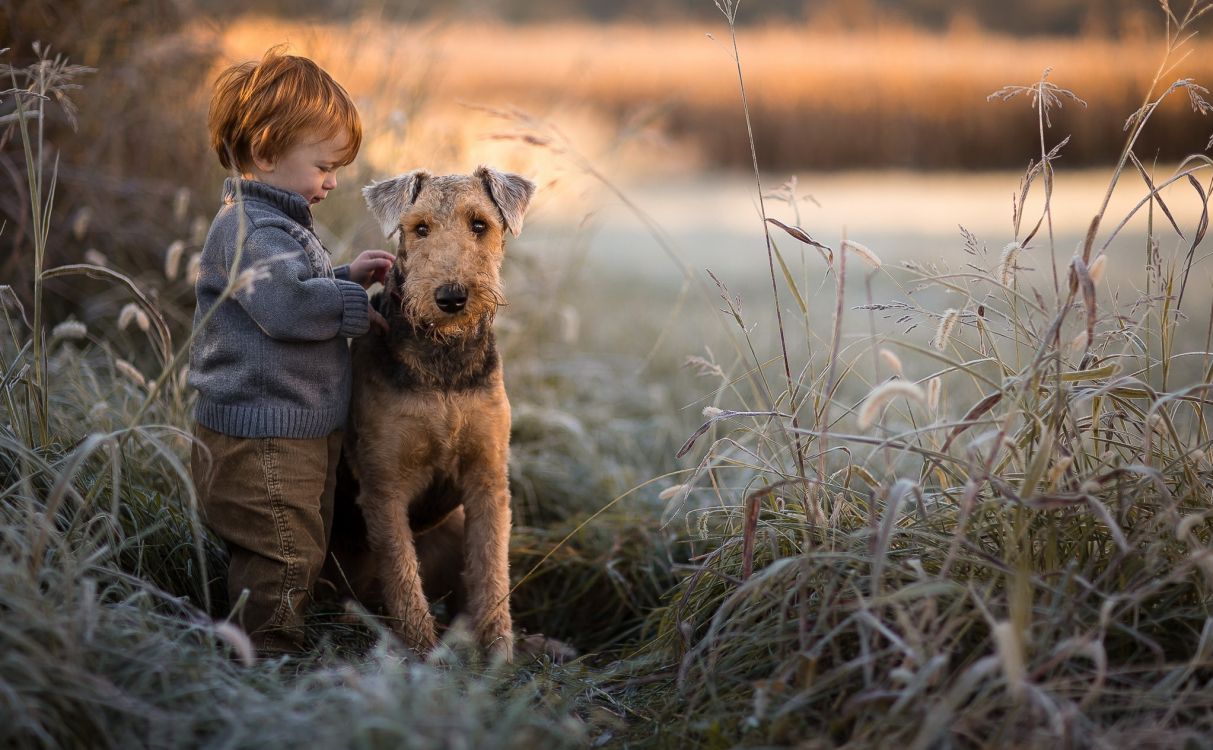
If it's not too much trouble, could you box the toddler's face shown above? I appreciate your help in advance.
[252,131,350,205]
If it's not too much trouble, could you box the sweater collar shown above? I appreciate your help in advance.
[222,177,313,227]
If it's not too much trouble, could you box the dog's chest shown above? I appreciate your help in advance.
[368,389,508,473]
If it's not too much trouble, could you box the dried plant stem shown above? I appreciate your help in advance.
[721,4,810,501]
[11,68,53,446]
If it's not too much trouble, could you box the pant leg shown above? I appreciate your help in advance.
[191,425,341,655]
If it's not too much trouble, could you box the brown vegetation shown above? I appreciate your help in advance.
[219,17,1213,171]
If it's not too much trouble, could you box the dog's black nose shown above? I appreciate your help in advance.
[434,284,468,314]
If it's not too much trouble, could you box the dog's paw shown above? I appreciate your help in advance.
[476,613,515,661]
[396,613,439,655]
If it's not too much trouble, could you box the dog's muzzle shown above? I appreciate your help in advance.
[434,284,468,314]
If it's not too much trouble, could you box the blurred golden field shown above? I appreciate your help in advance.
[212,17,1213,173]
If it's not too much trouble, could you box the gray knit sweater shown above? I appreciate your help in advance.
[189,178,370,438]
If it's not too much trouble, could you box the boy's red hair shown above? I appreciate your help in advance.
[208,46,362,173]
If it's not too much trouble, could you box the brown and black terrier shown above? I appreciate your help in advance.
[327,166,534,659]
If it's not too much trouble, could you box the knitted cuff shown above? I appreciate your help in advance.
[337,281,371,337]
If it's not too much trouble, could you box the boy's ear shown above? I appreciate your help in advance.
[363,170,430,239]
[475,165,536,237]
[250,128,276,173]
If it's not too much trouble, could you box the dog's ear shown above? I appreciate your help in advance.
[475,166,536,237]
[363,170,430,239]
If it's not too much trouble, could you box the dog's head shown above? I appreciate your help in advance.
[364,166,535,338]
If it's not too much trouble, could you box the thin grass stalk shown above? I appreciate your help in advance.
[719,1,809,492]
[816,239,848,535]
[1036,79,1060,297]
[11,69,48,446]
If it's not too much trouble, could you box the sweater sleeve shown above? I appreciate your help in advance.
[228,226,370,341]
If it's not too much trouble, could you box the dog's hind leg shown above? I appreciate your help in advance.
[417,506,466,621]
[358,476,439,654]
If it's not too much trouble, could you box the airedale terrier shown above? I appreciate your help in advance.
[328,166,534,659]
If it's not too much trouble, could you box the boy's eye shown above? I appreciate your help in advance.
[470,219,487,235]
[414,223,430,237]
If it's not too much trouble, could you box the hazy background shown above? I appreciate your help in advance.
[4,0,1211,360]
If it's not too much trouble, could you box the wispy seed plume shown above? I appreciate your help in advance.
[117,303,150,333]
[878,348,903,376]
[164,240,186,281]
[51,320,87,341]
[998,242,1022,286]
[842,239,882,269]
[931,309,960,351]
[114,359,147,390]
[858,380,927,429]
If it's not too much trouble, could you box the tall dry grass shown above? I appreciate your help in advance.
[593,1,1213,746]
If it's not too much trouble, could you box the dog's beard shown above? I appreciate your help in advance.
[397,288,503,341]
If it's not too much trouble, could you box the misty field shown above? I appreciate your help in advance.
[5,1,1213,748]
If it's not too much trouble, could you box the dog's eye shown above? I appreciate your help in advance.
[470,219,487,235]
[414,223,430,238]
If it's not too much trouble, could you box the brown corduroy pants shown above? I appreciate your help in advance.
[190,424,342,655]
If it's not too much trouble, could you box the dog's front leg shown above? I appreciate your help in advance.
[358,477,438,654]
[462,467,513,660]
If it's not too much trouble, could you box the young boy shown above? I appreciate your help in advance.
[189,47,392,656]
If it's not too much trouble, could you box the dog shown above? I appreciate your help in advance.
[328,166,535,659]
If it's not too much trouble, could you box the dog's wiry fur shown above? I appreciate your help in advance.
[333,166,534,658]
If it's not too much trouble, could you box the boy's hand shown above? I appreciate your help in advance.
[349,250,395,289]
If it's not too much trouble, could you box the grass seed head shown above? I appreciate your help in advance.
[186,252,202,284]
[71,206,92,240]
[998,241,1022,286]
[931,308,960,351]
[858,380,928,429]
[233,266,271,295]
[926,376,942,412]
[114,358,147,390]
[842,239,882,269]
[658,484,687,501]
[878,348,903,376]
[50,319,87,341]
[1047,456,1073,488]
[213,621,255,668]
[173,187,191,222]
[164,240,186,281]
[117,303,150,332]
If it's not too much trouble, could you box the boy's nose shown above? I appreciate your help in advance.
[323,174,338,190]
